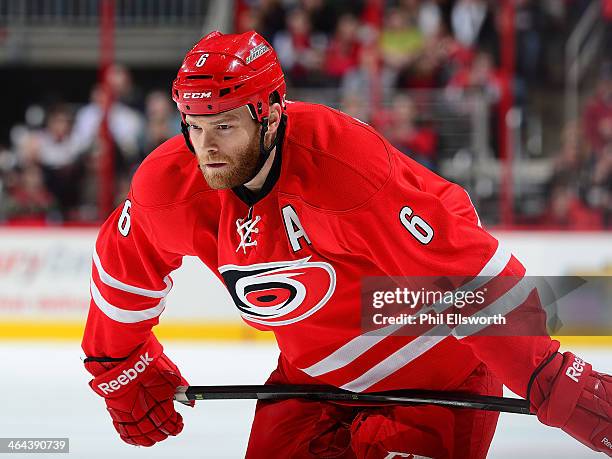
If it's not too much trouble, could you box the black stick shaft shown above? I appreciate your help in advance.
[175,385,532,415]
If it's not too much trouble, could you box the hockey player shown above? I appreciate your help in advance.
[82,31,612,458]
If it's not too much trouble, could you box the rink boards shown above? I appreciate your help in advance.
[0,227,611,343]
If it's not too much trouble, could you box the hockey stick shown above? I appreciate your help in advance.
[174,385,532,415]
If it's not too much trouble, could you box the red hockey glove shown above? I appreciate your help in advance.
[84,335,192,447]
[528,352,612,456]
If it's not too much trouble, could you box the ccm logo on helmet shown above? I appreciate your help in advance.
[566,355,586,383]
[97,353,154,394]
[183,92,212,99]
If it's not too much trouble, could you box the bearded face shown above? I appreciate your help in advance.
[186,106,262,190]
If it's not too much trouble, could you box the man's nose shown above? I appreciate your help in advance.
[194,132,218,156]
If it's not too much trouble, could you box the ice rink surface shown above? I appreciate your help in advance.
[1,341,608,459]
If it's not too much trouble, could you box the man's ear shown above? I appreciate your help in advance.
[266,102,282,134]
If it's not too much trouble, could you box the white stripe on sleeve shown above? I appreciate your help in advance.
[90,278,166,323]
[93,248,172,298]
[453,271,536,338]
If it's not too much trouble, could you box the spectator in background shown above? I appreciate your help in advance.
[394,1,462,89]
[451,0,496,52]
[379,7,425,72]
[2,165,57,224]
[514,0,545,86]
[545,121,604,229]
[439,30,477,77]
[70,84,144,220]
[446,50,502,156]
[377,93,439,170]
[544,181,603,229]
[451,0,487,47]
[582,63,612,154]
[142,90,180,158]
[446,51,502,104]
[236,6,260,34]
[71,84,144,166]
[4,127,56,222]
[341,46,395,112]
[273,8,327,87]
[550,121,590,187]
[37,105,82,218]
[339,91,370,123]
[254,0,287,42]
[415,0,443,38]
[397,35,447,89]
[106,64,145,111]
[323,14,362,84]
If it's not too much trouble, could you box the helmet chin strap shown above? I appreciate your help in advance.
[248,117,278,182]
[181,120,195,154]
[244,103,281,183]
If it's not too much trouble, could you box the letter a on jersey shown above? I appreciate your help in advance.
[282,205,311,252]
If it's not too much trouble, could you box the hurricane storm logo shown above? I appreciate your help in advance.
[218,257,336,326]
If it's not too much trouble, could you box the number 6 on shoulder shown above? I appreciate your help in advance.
[399,206,434,245]
[118,200,132,237]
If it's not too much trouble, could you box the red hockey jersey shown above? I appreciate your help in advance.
[82,101,558,396]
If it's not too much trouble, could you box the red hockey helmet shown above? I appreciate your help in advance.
[172,30,286,123]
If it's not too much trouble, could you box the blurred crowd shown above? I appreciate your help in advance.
[240,0,576,113]
[0,0,609,228]
[0,65,181,224]
[546,66,612,229]
[241,0,553,90]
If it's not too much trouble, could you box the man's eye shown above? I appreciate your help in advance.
[217,124,231,130]
[189,124,202,131]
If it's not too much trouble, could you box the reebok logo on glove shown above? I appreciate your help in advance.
[97,353,154,394]
[565,355,586,383]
